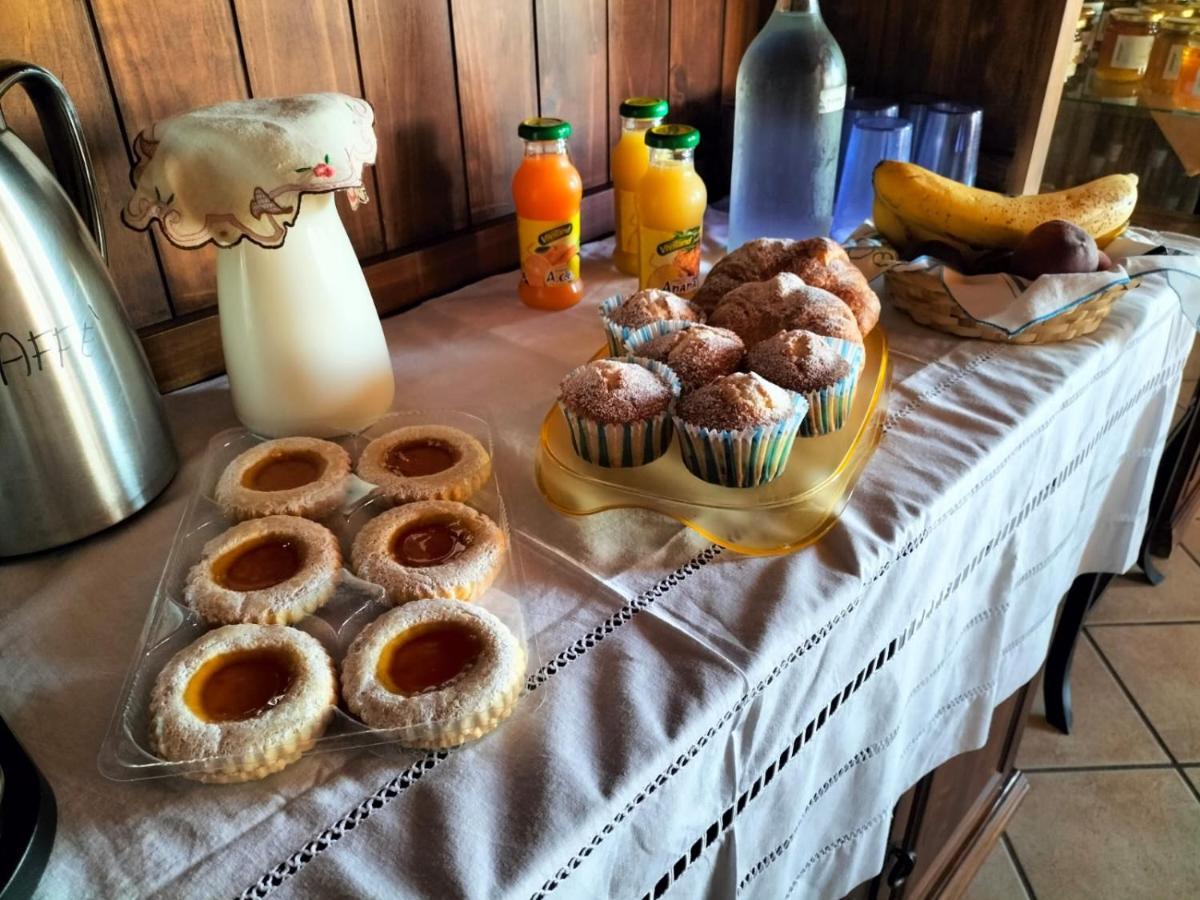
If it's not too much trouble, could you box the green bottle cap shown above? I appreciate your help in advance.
[518,117,572,141]
[645,123,700,150]
[619,96,669,119]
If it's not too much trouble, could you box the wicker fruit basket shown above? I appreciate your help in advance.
[885,267,1134,344]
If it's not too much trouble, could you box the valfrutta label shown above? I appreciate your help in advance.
[616,190,639,255]
[640,224,702,297]
[518,215,580,286]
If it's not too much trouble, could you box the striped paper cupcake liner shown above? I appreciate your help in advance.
[675,400,809,488]
[797,337,866,437]
[558,356,682,468]
[599,294,701,356]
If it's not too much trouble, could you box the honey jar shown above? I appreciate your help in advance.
[1095,8,1162,81]
[1174,38,1200,108]
[1145,16,1200,94]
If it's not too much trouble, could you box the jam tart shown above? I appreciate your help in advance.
[148,624,337,783]
[356,424,491,505]
[350,500,506,605]
[341,600,525,747]
[215,437,350,521]
[184,515,341,625]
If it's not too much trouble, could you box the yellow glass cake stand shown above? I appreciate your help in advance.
[535,327,891,556]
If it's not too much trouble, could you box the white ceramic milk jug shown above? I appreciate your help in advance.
[216,192,395,437]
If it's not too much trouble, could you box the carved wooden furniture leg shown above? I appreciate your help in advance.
[1044,573,1110,734]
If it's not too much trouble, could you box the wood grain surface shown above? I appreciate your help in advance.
[608,0,671,168]
[451,0,538,222]
[536,0,608,188]
[668,0,726,182]
[353,0,469,249]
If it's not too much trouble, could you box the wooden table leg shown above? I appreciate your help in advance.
[1043,573,1109,734]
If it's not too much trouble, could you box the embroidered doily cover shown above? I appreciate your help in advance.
[123,93,376,249]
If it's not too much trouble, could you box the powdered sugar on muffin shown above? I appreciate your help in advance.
[710,273,862,346]
[559,359,674,424]
[747,329,850,393]
[693,238,796,313]
[636,325,745,390]
[605,289,703,327]
[676,372,795,431]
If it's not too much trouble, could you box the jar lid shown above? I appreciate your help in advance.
[1111,7,1162,21]
[518,117,572,141]
[1161,14,1200,29]
[1140,3,1193,15]
[645,124,700,150]
[619,97,669,119]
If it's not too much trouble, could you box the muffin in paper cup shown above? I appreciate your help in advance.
[673,373,809,488]
[557,356,682,468]
[599,292,703,355]
[625,322,745,391]
[747,332,865,437]
[796,338,864,436]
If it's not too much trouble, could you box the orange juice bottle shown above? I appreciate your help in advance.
[611,97,668,275]
[637,125,707,297]
[512,117,583,310]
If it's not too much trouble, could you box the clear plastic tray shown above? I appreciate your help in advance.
[535,327,891,556]
[99,409,539,781]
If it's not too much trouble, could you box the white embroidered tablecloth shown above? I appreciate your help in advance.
[2,213,1193,900]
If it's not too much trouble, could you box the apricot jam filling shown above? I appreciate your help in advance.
[389,518,473,568]
[184,648,296,722]
[242,450,327,492]
[376,622,483,696]
[213,536,303,591]
[384,440,458,478]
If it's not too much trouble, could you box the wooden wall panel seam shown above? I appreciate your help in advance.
[225,0,255,98]
[341,3,389,255]
[444,0,476,223]
[82,0,177,321]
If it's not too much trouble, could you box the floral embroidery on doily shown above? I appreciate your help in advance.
[122,93,377,250]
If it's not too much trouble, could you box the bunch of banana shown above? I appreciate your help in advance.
[872,161,1137,256]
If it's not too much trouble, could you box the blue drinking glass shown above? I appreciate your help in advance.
[900,94,943,141]
[914,101,983,186]
[831,116,912,242]
[837,97,900,188]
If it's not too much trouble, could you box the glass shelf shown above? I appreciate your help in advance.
[1063,72,1200,118]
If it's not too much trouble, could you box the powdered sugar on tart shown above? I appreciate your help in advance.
[356,424,491,505]
[148,624,337,783]
[215,436,350,521]
[350,500,507,605]
[341,599,525,747]
[184,515,341,625]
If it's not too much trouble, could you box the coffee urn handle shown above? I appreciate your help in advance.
[0,60,106,262]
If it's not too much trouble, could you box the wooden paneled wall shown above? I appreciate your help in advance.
[1,0,1070,391]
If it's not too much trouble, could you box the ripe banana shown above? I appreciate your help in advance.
[872,161,1137,254]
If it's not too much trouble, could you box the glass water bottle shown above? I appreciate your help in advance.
[728,0,847,250]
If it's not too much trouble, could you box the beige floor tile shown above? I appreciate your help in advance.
[1186,767,1200,795]
[1090,550,1200,624]
[1183,519,1200,563]
[1007,770,1200,900]
[1018,640,1166,768]
[1091,624,1200,762]
[962,840,1027,900]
